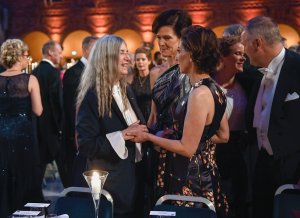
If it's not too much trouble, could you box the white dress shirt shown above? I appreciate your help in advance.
[253,48,285,155]
[106,83,142,162]
[42,58,56,68]
[80,56,88,66]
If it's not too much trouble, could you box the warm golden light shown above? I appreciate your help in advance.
[142,31,154,43]
[62,30,91,58]
[23,31,51,62]
[113,29,143,53]
[212,26,227,38]
[278,24,300,48]
[51,34,61,42]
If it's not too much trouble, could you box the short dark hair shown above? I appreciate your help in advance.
[181,25,220,74]
[82,36,98,49]
[219,36,241,57]
[42,40,59,55]
[152,9,192,38]
[135,47,152,60]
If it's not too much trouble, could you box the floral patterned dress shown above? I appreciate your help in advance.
[174,77,229,218]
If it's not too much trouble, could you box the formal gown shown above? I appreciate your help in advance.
[151,64,191,198]
[0,73,40,218]
[174,77,229,218]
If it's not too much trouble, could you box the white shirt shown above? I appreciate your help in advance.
[106,83,142,162]
[253,48,285,155]
[80,57,88,66]
[42,58,56,68]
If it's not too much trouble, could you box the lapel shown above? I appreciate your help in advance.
[77,60,85,71]
[270,49,292,121]
[127,86,146,124]
[111,98,128,127]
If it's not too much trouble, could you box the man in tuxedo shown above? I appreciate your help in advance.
[241,16,300,218]
[62,36,97,187]
[33,40,63,198]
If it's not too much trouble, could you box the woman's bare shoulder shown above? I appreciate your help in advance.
[150,64,168,79]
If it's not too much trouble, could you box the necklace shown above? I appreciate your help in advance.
[138,75,148,87]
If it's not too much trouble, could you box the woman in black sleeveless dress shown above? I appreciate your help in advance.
[0,39,43,218]
[130,26,230,217]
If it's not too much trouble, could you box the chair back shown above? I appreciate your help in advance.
[273,184,300,218]
[55,187,113,218]
[152,195,217,218]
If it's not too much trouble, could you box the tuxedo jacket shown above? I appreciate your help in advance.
[76,86,145,217]
[33,61,63,163]
[63,60,84,148]
[248,49,300,159]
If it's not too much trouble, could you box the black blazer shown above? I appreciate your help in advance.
[268,49,300,158]
[33,60,63,163]
[248,49,300,159]
[237,63,263,145]
[63,60,85,148]
[76,86,145,217]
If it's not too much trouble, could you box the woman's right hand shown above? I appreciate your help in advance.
[122,121,149,141]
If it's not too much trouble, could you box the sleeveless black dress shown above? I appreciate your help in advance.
[174,78,229,217]
[131,74,151,121]
[0,73,40,218]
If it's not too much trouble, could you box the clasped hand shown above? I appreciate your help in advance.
[122,121,149,142]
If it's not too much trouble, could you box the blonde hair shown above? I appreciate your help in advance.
[0,39,28,68]
[76,35,128,117]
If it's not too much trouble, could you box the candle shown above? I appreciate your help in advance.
[91,172,101,200]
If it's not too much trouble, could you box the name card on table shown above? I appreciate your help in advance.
[13,210,41,216]
[24,203,50,208]
[150,211,176,216]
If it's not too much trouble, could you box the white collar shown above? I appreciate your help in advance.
[80,57,88,66]
[267,47,285,74]
[112,82,121,95]
[42,58,56,68]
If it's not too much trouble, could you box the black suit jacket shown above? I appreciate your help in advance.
[63,60,85,149]
[76,86,145,217]
[237,63,263,145]
[248,49,300,159]
[269,49,300,158]
[33,60,63,163]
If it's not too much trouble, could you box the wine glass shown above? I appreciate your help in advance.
[83,170,109,218]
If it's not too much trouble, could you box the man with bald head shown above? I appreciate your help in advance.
[241,16,300,218]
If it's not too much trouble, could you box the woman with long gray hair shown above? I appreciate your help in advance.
[76,35,148,218]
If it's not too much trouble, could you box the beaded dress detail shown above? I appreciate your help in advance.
[0,73,39,218]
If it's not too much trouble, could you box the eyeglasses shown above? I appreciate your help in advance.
[22,54,31,61]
